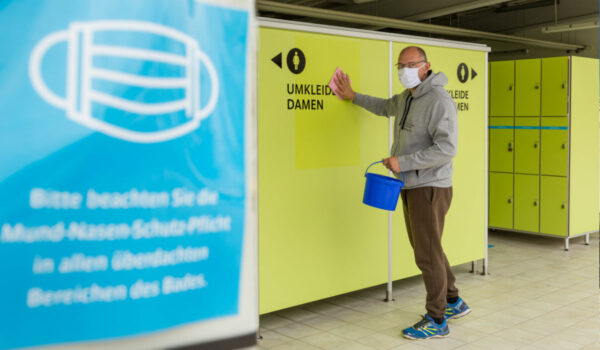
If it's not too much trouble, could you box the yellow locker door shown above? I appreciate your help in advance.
[540,176,568,236]
[514,174,539,232]
[489,61,515,117]
[489,172,513,229]
[540,118,569,177]
[489,117,514,173]
[515,59,541,117]
[514,117,540,175]
[541,57,568,117]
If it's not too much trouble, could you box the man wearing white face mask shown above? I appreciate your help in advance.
[334,46,470,340]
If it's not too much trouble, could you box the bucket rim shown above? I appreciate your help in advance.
[364,160,405,184]
[365,172,404,186]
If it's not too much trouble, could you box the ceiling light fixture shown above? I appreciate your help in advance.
[542,19,599,33]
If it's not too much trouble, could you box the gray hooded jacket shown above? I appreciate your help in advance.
[353,71,458,189]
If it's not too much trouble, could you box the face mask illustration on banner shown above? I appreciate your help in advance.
[29,21,219,143]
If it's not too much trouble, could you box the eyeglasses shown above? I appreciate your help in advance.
[395,60,425,69]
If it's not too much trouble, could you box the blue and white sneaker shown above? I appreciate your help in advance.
[445,298,471,320]
[402,314,449,340]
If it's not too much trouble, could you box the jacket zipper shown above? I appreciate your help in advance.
[399,94,413,130]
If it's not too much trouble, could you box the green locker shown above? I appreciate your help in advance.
[514,117,539,175]
[489,172,513,229]
[515,59,541,117]
[541,118,568,177]
[541,57,568,117]
[540,176,568,236]
[514,174,539,232]
[489,56,599,249]
[489,117,514,173]
[489,61,514,117]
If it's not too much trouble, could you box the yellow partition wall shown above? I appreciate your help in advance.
[391,43,487,269]
[258,27,389,314]
[258,24,487,314]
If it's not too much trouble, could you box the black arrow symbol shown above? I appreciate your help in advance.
[471,67,478,80]
[271,52,282,69]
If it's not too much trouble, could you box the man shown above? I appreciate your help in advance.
[334,46,470,339]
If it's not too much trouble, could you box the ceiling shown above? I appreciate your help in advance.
[257,0,599,59]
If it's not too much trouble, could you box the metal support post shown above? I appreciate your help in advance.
[384,41,394,304]
[385,210,394,302]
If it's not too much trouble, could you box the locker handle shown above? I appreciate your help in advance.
[561,82,566,89]
[534,84,540,90]
[508,198,512,204]
[508,85,513,91]
[508,142,513,152]
[533,200,538,207]
[533,142,538,149]
[561,203,566,209]
[561,143,566,149]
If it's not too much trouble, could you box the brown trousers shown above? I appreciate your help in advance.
[400,186,458,319]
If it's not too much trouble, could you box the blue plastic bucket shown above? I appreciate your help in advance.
[362,161,405,211]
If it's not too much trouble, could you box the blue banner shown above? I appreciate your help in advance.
[0,1,249,349]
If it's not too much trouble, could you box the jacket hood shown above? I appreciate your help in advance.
[412,71,448,98]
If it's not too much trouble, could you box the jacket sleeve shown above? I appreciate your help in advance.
[352,93,401,117]
[396,97,458,172]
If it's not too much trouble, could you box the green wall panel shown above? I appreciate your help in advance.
[515,59,541,117]
[391,42,487,275]
[489,61,514,117]
[514,174,539,232]
[258,28,389,314]
[540,176,568,236]
[541,57,568,117]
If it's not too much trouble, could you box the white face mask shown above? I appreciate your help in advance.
[398,64,424,89]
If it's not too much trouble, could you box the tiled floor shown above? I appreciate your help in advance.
[252,231,599,350]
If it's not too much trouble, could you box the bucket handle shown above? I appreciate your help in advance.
[364,160,405,183]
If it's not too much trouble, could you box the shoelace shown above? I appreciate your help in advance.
[413,315,430,330]
[445,301,461,316]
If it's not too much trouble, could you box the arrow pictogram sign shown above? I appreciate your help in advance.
[271,52,282,68]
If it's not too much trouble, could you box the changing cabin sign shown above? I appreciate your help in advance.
[271,48,336,111]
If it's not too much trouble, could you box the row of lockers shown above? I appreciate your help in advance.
[488,56,598,240]
[489,173,567,236]
[490,57,569,117]
[489,117,568,176]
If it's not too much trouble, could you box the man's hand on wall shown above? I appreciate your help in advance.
[333,73,356,101]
